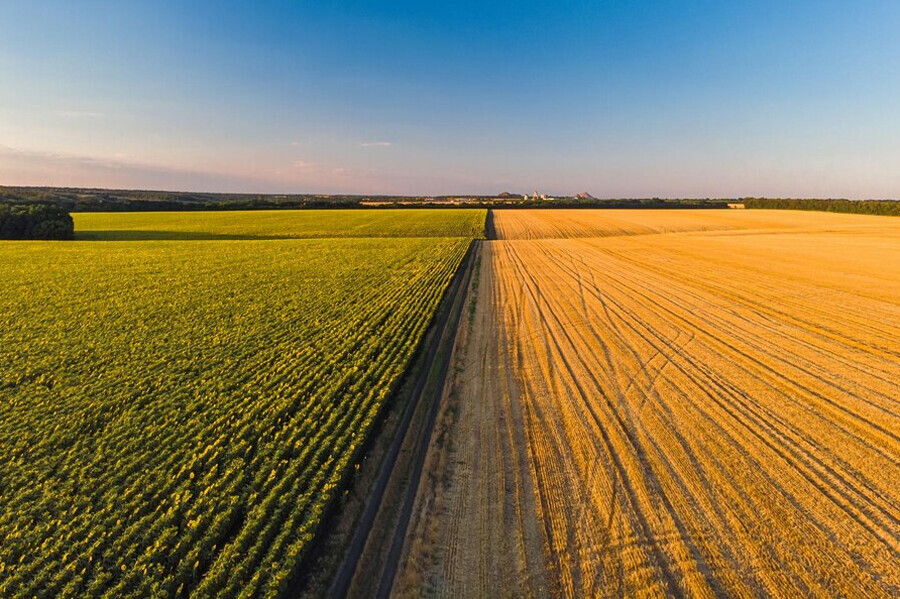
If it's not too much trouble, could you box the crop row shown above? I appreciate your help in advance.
[0,236,471,598]
[73,208,487,241]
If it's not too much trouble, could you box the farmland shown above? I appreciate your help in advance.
[0,209,483,597]
[398,210,900,597]
[73,209,486,241]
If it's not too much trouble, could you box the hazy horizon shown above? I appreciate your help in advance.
[3,2,899,198]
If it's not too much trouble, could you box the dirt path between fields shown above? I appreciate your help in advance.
[325,241,478,599]
[392,240,553,597]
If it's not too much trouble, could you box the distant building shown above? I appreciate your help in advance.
[528,190,555,201]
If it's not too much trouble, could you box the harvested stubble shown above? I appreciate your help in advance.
[397,209,900,598]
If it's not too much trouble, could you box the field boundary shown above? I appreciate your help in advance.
[372,242,479,598]
[322,241,478,598]
[484,209,497,240]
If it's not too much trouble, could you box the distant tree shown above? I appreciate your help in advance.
[743,198,900,217]
[0,203,74,239]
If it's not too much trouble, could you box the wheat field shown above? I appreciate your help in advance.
[397,209,900,597]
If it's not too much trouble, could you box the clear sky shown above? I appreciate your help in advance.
[2,1,899,197]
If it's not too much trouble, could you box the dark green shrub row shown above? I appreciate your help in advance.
[0,203,74,239]
[743,198,900,216]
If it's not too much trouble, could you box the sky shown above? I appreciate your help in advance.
[1,1,899,197]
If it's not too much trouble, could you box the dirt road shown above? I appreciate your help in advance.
[395,210,900,597]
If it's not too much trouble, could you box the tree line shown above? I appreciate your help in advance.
[9,186,898,217]
[743,198,900,216]
[0,203,74,239]
[1,186,732,212]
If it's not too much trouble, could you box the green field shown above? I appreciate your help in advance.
[74,209,486,240]
[0,210,483,597]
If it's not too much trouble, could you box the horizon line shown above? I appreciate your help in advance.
[3,184,896,202]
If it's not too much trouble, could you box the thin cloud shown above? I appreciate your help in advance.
[290,141,301,146]
[0,145,462,195]
[0,146,274,193]
[360,141,391,147]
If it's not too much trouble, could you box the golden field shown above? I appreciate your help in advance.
[397,209,900,597]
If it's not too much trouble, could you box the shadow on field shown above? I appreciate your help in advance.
[75,230,294,241]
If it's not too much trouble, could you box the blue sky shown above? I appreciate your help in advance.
[1,1,899,197]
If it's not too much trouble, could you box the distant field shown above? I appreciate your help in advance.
[0,210,482,597]
[492,207,898,239]
[400,209,900,596]
[74,209,486,240]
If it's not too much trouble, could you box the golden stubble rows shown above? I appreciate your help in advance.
[397,210,900,598]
